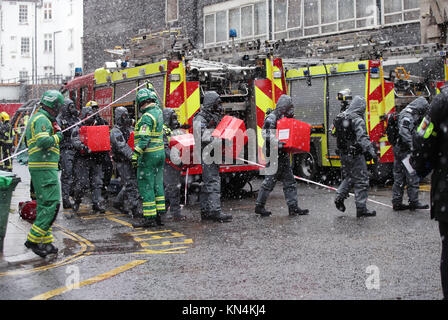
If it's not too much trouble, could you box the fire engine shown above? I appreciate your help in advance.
[61,31,288,198]
[284,43,448,183]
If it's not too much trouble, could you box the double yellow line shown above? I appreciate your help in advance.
[0,224,93,277]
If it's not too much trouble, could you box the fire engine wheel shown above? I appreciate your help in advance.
[294,149,318,181]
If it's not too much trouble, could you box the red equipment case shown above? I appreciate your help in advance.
[79,125,111,152]
[212,116,248,159]
[169,133,195,167]
[276,118,311,154]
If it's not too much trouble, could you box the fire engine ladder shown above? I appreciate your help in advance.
[188,58,257,97]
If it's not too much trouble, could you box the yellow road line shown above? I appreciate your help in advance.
[106,216,134,228]
[140,239,193,247]
[30,260,148,300]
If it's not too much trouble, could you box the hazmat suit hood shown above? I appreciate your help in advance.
[80,107,95,126]
[405,96,429,117]
[163,108,180,130]
[202,91,222,114]
[61,99,77,118]
[346,96,366,118]
[115,106,131,128]
[274,95,294,119]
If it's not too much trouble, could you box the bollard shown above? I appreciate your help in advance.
[0,171,21,252]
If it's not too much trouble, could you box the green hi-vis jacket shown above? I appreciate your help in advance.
[134,104,164,158]
[25,109,62,171]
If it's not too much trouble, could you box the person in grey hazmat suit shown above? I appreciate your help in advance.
[110,107,141,217]
[334,96,378,218]
[255,94,310,217]
[71,106,107,213]
[193,91,232,222]
[392,96,429,211]
[163,108,187,221]
[57,98,79,209]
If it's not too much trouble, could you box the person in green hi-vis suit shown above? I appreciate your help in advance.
[131,87,166,229]
[24,90,64,258]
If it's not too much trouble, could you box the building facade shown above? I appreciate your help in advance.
[82,0,446,73]
[0,0,83,85]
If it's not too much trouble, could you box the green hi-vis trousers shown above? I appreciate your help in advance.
[27,170,60,244]
[137,148,166,220]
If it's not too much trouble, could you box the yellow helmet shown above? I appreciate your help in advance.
[86,100,99,108]
[0,111,10,122]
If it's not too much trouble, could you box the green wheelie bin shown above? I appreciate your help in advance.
[0,171,21,252]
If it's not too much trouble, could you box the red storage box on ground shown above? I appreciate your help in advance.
[169,133,195,167]
[79,125,111,152]
[276,118,311,154]
[212,116,248,159]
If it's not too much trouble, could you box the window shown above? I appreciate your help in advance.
[382,0,420,25]
[19,70,28,82]
[166,0,178,22]
[68,0,73,16]
[19,5,28,24]
[204,1,267,46]
[44,2,52,21]
[44,34,53,52]
[273,0,377,39]
[21,37,30,56]
[68,29,74,50]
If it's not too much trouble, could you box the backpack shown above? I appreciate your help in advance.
[386,112,399,145]
[333,112,355,151]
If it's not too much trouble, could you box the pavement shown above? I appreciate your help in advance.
[0,163,53,267]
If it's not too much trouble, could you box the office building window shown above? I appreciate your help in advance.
[44,34,53,52]
[19,70,28,82]
[204,1,268,46]
[19,5,28,24]
[382,0,420,25]
[21,37,30,56]
[273,0,377,39]
[166,0,178,22]
[44,2,52,21]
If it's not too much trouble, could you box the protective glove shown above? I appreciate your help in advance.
[180,124,192,130]
[52,122,61,133]
[131,152,139,168]
[81,145,91,155]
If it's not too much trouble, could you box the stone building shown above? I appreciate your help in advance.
[83,0,448,72]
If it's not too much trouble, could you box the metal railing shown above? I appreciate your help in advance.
[0,74,68,85]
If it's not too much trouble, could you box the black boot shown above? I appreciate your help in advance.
[132,218,156,228]
[255,205,272,217]
[42,243,59,255]
[289,206,309,216]
[409,202,430,211]
[62,198,73,209]
[356,208,376,218]
[210,211,233,222]
[334,197,346,212]
[156,213,164,226]
[92,203,106,214]
[72,200,81,213]
[201,211,212,221]
[24,241,48,258]
[393,203,410,211]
